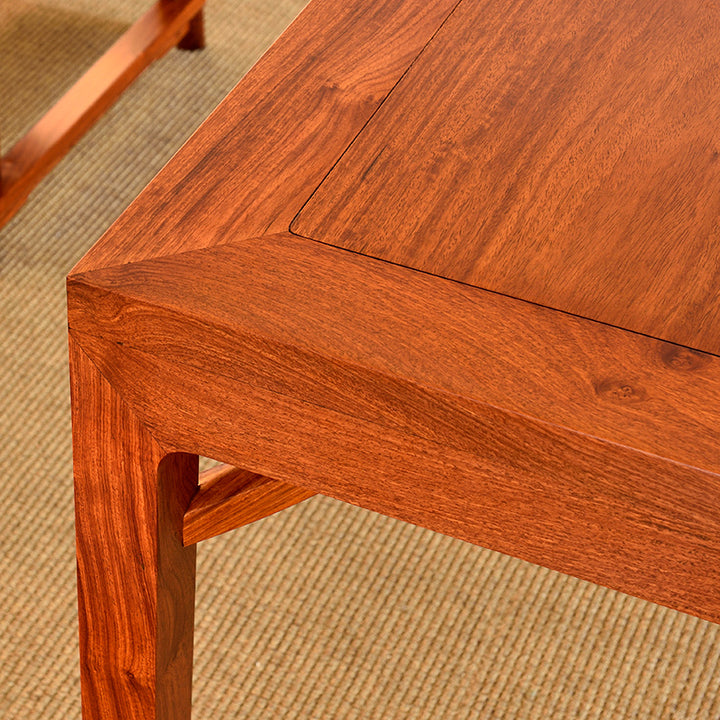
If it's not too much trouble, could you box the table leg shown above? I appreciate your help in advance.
[177,9,206,51]
[70,336,197,720]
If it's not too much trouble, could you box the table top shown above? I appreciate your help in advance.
[68,0,720,624]
[294,0,720,355]
[76,0,720,356]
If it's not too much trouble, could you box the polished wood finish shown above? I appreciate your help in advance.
[294,0,720,355]
[68,0,720,716]
[71,0,459,272]
[68,231,720,623]
[68,3,461,716]
[184,464,315,545]
[68,233,720,480]
[0,0,206,228]
[70,337,197,720]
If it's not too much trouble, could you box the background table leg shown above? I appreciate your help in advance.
[177,9,206,50]
[0,0,208,230]
[70,336,197,720]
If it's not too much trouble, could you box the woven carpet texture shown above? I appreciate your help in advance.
[1,1,719,718]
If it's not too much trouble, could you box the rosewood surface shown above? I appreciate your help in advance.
[295,0,720,355]
[67,0,720,718]
[70,337,197,720]
[72,0,459,272]
[68,230,720,623]
[185,463,314,545]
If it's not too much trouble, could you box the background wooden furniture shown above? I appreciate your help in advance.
[0,0,206,229]
[68,0,720,717]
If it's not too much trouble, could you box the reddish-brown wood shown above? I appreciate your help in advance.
[70,336,197,720]
[67,0,720,716]
[68,231,720,624]
[71,0,460,273]
[184,464,315,544]
[67,3,464,716]
[0,0,206,228]
[68,233,720,480]
[293,0,720,355]
[175,8,206,50]
[71,320,720,624]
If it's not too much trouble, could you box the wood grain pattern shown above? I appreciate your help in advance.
[71,0,460,273]
[184,464,315,545]
[0,0,206,228]
[67,233,720,480]
[69,324,720,625]
[70,336,197,720]
[293,0,720,355]
[67,6,464,716]
[67,0,720,715]
[68,232,720,624]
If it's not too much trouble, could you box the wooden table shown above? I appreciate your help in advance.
[67,0,720,717]
[0,0,205,228]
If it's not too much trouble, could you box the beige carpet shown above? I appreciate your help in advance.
[1,1,719,718]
